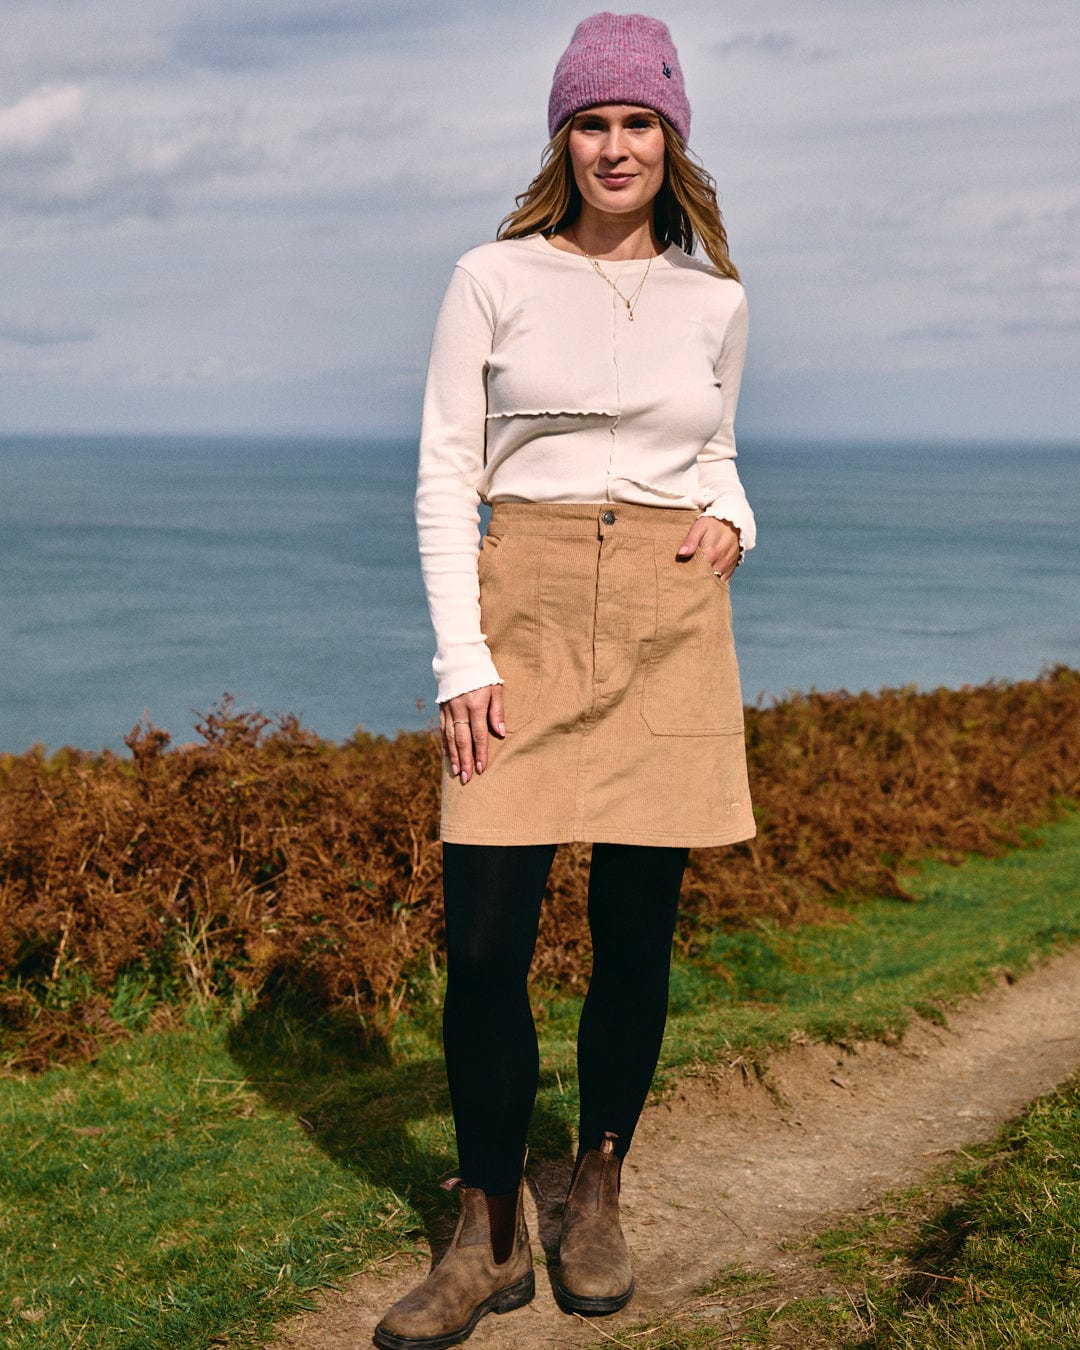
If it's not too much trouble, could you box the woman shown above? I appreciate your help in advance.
[374,13,755,1349]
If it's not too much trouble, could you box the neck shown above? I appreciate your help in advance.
[570,207,660,260]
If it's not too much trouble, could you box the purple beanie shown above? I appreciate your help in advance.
[548,12,691,142]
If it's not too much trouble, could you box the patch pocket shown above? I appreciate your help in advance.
[477,530,502,584]
[478,534,541,730]
[640,547,745,736]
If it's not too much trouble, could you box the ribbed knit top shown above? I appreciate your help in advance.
[416,234,755,704]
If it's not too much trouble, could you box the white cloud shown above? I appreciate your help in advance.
[0,0,1077,435]
[714,30,834,62]
[116,354,266,386]
[0,84,84,153]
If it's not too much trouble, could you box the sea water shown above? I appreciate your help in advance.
[1,435,1076,754]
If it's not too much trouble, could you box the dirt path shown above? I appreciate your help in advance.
[272,947,1080,1349]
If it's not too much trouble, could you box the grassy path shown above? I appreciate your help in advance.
[593,1069,1080,1349]
[2,812,1079,1349]
[276,944,1080,1350]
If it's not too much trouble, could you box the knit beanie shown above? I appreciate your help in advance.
[548,12,691,142]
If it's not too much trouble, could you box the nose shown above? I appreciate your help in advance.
[600,127,629,162]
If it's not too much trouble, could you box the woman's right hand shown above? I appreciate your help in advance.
[440,685,506,784]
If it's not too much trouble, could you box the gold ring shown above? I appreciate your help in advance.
[452,719,469,726]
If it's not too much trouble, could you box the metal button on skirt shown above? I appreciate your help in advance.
[440,502,756,847]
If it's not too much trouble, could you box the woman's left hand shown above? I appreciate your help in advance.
[677,517,741,580]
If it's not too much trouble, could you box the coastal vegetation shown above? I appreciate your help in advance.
[1,669,1078,1346]
[1,666,1079,1071]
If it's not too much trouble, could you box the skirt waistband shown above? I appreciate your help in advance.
[487,501,699,538]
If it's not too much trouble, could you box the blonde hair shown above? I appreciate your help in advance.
[497,117,739,282]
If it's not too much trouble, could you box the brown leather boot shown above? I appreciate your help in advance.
[553,1132,634,1315]
[373,1178,534,1350]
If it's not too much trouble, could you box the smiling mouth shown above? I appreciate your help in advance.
[599,174,635,186]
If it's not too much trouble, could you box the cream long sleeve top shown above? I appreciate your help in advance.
[416,233,755,705]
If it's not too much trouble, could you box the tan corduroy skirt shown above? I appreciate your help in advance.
[440,502,756,848]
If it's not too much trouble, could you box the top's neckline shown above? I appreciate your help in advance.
[525,234,677,267]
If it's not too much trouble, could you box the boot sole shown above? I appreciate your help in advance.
[373,1269,535,1350]
[552,1276,635,1316]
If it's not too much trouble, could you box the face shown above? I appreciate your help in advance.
[567,104,666,219]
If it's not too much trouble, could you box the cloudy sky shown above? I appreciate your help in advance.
[2,0,1078,440]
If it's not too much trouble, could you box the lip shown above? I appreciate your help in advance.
[597,173,635,188]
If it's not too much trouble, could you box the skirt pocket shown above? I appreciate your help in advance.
[478,533,542,730]
[640,547,745,736]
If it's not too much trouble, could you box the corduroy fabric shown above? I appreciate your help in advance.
[439,502,755,847]
[548,12,691,141]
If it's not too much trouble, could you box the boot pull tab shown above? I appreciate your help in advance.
[440,1176,462,1192]
[599,1131,618,1158]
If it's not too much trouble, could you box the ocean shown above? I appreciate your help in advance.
[1,435,1077,755]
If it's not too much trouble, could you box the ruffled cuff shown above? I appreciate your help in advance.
[434,649,504,706]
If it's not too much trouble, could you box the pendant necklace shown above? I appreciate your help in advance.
[572,229,654,322]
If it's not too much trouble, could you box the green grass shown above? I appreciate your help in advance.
[2,812,1079,1348]
[652,809,1080,1079]
[819,1074,1080,1348]
[0,1013,418,1348]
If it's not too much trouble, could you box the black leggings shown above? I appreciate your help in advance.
[442,842,688,1195]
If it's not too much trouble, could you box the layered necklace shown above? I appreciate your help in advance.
[571,229,655,322]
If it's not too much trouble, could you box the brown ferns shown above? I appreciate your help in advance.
[1,669,1078,1070]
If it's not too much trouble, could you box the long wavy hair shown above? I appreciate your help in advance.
[497,116,739,281]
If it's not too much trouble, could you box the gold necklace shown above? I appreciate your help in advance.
[571,230,655,322]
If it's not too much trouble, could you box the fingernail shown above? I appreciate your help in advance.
[498,722,506,736]
[461,769,470,784]
[677,545,692,556]
[477,760,485,773]
[451,764,459,776]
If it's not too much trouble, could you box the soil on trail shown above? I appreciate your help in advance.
[271,947,1080,1350]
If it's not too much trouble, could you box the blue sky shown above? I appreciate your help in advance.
[1,0,1078,439]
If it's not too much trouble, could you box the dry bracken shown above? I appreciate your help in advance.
[2,669,1078,1071]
